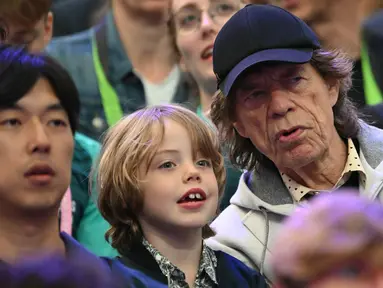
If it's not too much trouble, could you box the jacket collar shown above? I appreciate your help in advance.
[232,122,383,209]
[119,240,168,283]
[61,232,104,264]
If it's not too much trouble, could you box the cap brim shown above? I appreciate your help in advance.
[219,48,314,96]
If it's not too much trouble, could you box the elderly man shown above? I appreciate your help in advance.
[206,4,383,283]
[271,191,383,287]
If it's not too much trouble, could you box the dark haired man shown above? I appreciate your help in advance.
[0,0,117,257]
[0,45,87,264]
[0,45,150,288]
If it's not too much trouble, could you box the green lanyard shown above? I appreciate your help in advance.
[91,34,123,127]
[361,40,383,106]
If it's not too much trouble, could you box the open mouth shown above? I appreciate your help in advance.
[177,191,207,204]
[200,45,213,60]
[282,127,299,137]
[277,126,305,142]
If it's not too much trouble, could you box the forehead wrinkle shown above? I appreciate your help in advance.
[239,64,304,92]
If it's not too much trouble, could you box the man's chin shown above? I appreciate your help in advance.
[279,148,320,170]
[18,200,61,216]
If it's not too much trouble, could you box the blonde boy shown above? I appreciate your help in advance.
[97,104,267,288]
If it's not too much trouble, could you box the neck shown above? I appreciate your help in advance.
[0,208,64,264]
[311,1,372,59]
[112,2,177,83]
[142,224,203,286]
[198,78,217,113]
[283,131,348,190]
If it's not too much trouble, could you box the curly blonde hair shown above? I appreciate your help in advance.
[96,104,226,256]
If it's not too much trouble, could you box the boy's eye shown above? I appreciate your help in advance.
[197,159,212,167]
[159,161,176,169]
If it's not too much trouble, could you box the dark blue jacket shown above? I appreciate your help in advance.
[104,240,268,288]
[62,233,150,288]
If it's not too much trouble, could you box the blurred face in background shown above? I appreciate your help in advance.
[0,13,53,52]
[274,0,330,23]
[171,0,242,89]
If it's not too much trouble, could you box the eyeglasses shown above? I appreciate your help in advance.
[173,0,242,35]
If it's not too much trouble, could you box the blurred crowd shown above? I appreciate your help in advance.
[0,0,382,287]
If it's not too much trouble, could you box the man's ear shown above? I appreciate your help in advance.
[326,78,340,107]
[43,12,54,48]
[233,121,249,138]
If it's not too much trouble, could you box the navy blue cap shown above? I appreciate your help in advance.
[214,4,321,96]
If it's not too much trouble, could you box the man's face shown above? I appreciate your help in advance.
[276,0,330,23]
[0,12,53,52]
[232,63,340,171]
[0,77,74,215]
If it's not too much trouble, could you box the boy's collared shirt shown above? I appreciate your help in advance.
[142,238,218,288]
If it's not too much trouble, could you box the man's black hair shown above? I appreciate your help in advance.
[0,44,80,133]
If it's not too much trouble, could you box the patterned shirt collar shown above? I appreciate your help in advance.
[280,139,366,202]
[142,238,218,287]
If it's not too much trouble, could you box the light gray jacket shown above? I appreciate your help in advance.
[207,122,383,282]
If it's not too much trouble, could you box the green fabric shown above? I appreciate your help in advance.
[72,133,118,257]
[91,34,123,127]
[361,41,383,105]
[196,105,205,120]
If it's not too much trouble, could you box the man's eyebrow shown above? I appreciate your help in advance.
[278,65,303,77]
[237,76,266,92]
[0,103,24,112]
[44,103,65,113]
[236,65,304,94]
[0,102,65,113]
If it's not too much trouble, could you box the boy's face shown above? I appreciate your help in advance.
[138,119,219,236]
[0,12,53,52]
[0,77,74,215]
